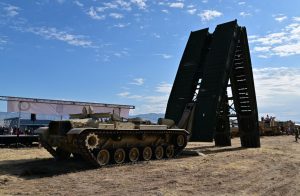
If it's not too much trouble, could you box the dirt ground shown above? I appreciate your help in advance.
[0,136,299,196]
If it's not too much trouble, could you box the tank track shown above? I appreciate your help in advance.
[75,129,188,167]
[77,132,99,166]
[40,140,58,158]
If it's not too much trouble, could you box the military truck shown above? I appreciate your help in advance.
[258,116,293,136]
[259,118,280,136]
[36,106,189,166]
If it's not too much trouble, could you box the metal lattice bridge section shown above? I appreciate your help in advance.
[165,20,260,148]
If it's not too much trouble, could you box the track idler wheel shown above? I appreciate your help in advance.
[142,146,152,161]
[176,135,185,147]
[165,145,174,158]
[85,133,99,150]
[114,148,126,164]
[128,147,139,162]
[154,146,164,160]
[96,149,110,166]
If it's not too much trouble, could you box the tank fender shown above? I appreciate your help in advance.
[35,127,49,135]
[35,127,49,140]
[67,128,97,135]
[169,129,190,135]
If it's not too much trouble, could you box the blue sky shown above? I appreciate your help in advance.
[0,0,300,121]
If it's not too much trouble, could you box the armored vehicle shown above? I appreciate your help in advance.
[259,117,280,136]
[36,106,189,166]
[37,20,261,167]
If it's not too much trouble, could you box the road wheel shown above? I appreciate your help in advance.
[128,147,139,162]
[114,148,126,164]
[142,146,152,161]
[155,146,164,160]
[97,149,110,166]
[165,145,174,158]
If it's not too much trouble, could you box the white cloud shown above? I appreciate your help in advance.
[153,33,160,38]
[56,0,65,4]
[272,43,300,56]
[155,53,172,59]
[169,2,184,8]
[118,92,130,97]
[117,82,172,114]
[187,9,197,15]
[293,17,300,22]
[253,46,271,52]
[20,26,93,48]
[257,54,269,59]
[158,2,166,6]
[250,21,300,57]
[274,15,288,22]
[130,95,169,114]
[114,52,122,57]
[87,7,106,20]
[116,0,132,11]
[156,82,172,94]
[113,49,129,57]
[74,1,83,7]
[95,7,107,12]
[248,35,258,39]
[79,0,145,20]
[0,36,8,50]
[253,67,300,120]
[117,91,143,99]
[198,10,222,21]
[144,95,169,104]
[122,67,300,118]
[250,32,286,45]
[254,67,300,97]
[103,2,118,9]
[113,23,130,28]
[130,78,144,86]
[128,95,143,99]
[240,12,251,17]
[238,2,246,5]
[4,5,20,17]
[109,13,124,19]
[161,9,169,14]
[202,0,208,3]
[162,54,172,59]
[131,0,147,9]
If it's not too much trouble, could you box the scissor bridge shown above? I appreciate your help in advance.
[165,20,260,148]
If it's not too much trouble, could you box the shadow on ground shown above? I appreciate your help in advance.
[0,146,246,179]
[181,146,246,157]
[0,158,95,179]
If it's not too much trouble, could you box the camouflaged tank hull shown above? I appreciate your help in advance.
[36,119,189,166]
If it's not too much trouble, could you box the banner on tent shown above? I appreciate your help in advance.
[7,101,130,118]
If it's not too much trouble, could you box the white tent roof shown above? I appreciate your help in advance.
[0,96,134,118]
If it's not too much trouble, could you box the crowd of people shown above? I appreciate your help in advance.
[0,126,35,135]
[0,126,10,135]
[261,114,276,123]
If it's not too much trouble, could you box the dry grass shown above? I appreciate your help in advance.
[0,136,299,196]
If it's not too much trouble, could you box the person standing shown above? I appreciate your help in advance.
[16,128,20,148]
[295,127,299,142]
